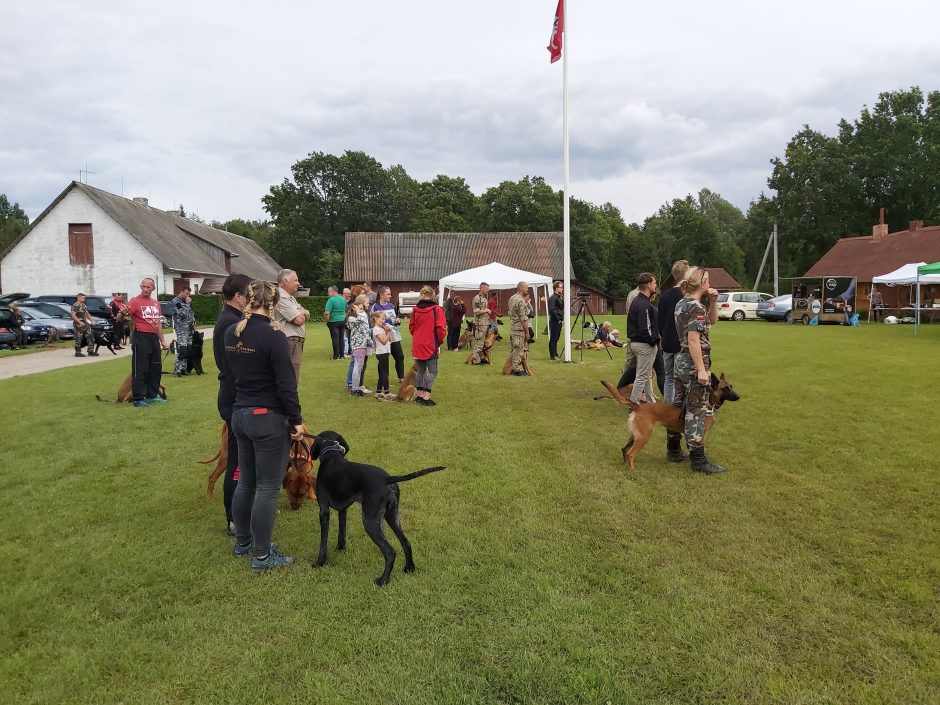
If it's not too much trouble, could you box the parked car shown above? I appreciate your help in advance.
[29,294,115,320]
[0,292,30,348]
[716,291,774,320]
[160,300,173,328]
[31,302,113,333]
[19,307,74,339]
[756,294,793,323]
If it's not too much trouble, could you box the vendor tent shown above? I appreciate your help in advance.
[872,262,940,334]
[438,262,554,339]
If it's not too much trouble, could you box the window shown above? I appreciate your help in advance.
[745,293,759,304]
[732,294,744,302]
[68,224,94,265]
[759,294,772,302]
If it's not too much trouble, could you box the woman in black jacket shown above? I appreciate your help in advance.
[225,280,305,572]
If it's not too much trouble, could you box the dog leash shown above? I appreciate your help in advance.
[289,436,313,472]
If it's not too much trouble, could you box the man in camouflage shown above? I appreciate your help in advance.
[507,281,531,376]
[469,282,491,365]
[70,293,97,357]
[171,286,196,376]
[672,268,724,473]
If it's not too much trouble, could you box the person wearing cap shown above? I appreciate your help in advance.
[70,293,96,357]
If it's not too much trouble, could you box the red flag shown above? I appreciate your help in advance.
[547,0,564,63]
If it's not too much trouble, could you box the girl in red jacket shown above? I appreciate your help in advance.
[408,286,447,406]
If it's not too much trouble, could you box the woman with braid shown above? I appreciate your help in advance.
[224,281,305,571]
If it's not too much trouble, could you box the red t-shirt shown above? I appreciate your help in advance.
[127,295,162,334]
[488,296,499,320]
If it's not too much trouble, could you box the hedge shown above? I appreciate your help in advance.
[158,293,329,325]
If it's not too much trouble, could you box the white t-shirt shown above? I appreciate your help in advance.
[372,325,391,354]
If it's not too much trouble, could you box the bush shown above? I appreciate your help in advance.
[297,296,328,323]
[158,293,222,324]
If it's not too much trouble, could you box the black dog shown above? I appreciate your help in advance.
[186,330,204,374]
[85,327,118,355]
[310,431,444,586]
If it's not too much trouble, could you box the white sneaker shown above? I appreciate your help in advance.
[360,387,373,395]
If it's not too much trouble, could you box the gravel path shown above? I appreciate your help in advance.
[0,327,214,381]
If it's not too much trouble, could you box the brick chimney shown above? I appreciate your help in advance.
[908,220,924,232]
[872,207,888,240]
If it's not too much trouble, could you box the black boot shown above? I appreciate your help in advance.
[666,432,688,463]
[689,447,726,474]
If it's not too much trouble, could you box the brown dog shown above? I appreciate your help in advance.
[96,373,166,403]
[203,422,317,509]
[603,373,739,469]
[396,364,418,401]
[465,328,497,365]
[501,349,533,375]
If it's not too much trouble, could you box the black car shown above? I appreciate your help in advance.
[29,294,115,321]
[0,292,30,348]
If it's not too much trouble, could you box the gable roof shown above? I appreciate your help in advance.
[344,231,574,282]
[1,182,280,281]
[804,224,940,281]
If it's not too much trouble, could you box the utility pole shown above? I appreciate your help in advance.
[754,223,780,294]
[772,222,779,296]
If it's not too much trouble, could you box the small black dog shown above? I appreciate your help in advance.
[310,431,444,586]
[186,330,204,374]
[86,327,118,355]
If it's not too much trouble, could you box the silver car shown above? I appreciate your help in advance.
[756,294,793,323]
[19,307,75,338]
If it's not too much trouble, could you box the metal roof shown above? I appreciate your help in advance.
[344,231,574,282]
[805,224,940,282]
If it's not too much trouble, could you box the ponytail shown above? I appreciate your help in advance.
[234,280,281,337]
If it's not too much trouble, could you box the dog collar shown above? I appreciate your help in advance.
[318,444,346,458]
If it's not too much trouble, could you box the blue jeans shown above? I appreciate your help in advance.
[662,351,677,405]
[231,407,290,558]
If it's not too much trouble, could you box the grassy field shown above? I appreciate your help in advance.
[1,321,937,704]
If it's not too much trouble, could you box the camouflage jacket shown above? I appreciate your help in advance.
[507,294,529,327]
[472,294,489,320]
[674,297,710,352]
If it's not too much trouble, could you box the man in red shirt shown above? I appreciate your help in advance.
[487,292,499,334]
[126,277,169,407]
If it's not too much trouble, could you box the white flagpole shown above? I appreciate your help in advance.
[562,0,572,362]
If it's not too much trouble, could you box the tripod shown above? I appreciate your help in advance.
[570,294,611,361]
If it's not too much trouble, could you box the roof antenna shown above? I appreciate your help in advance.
[79,163,97,184]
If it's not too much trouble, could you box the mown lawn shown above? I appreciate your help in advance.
[0,321,937,704]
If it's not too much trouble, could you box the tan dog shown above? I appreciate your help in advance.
[601,374,740,469]
[465,328,497,365]
[396,364,418,401]
[456,322,473,351]
[203,422,317,509]
[501,351,533,376]
[96,373,166,403]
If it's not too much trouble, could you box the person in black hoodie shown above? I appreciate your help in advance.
[548,280,564,360]
[213,272,251,536]
[658,260,689,463]
[627,273,660,403]
[225,280,304,572]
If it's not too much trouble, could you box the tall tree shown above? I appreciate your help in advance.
[479,176,562,232]
[0,195,29,253]
[213,219,275,251]
[410,175,480,231]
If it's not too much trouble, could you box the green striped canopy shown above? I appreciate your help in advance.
[917,261,940,275]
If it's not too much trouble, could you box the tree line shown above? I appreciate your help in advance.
[3,87,936,296]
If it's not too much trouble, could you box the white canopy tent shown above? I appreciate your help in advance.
[438,262,554,339]
[871,262,940,334]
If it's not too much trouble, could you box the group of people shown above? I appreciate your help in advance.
[619,261,726,474]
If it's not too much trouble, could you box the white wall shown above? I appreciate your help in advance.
[0,188,165,296]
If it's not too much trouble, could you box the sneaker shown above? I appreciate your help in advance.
[132,400,149,408]
[415,397,428,406]
[424,398,437,406]
[88,351,99,357]
[251,546,294,572]
[74,351,86,357]
[145,396,166,404]
[233,541,252,556]
[350,389,365,397]
[360,387,373,395]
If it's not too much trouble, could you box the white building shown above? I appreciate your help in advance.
[0,181,281,296]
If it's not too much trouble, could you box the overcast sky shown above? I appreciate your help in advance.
[3,0,939,226]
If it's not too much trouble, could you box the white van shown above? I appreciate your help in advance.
[717,291,774,320]
[398,291,421,317]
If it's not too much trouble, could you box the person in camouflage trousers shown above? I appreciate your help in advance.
[171,286,196,376]
[672,267,725,474]
[507,281,531,376]
[469,282,491,365]
[70,293,96,357]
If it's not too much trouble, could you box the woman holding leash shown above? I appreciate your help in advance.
[409,286,446,406]
[225,280,305,571]
[672,267,725,474]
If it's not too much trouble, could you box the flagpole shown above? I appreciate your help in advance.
[561,0,572,362]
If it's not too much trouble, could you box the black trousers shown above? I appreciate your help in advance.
[390,340,405,381]
[618,346,665,395]
[218,401,240,525]
[327,321,345,358]
[376,352,390,392]
[447,323,462,350]
[131,331,162,401]
[548,318,562,359]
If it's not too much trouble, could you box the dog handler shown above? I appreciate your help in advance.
[213,273,251,536]
[225,280,305,571]
[170,286,195,376]
[672,267,725,474]
[127,278,168,407]
[409,286,446,406]
[469,282,491,365]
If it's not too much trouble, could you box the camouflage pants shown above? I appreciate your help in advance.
[470,319,489,363]
[174,327,192,375]
[672,352,712,450]
[74,324,92,351]
[510,325,527,372]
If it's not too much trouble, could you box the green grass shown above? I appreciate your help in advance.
[1,322,938,704]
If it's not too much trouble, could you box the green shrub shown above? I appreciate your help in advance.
[297,296,328,323]
[157,293,222,324]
